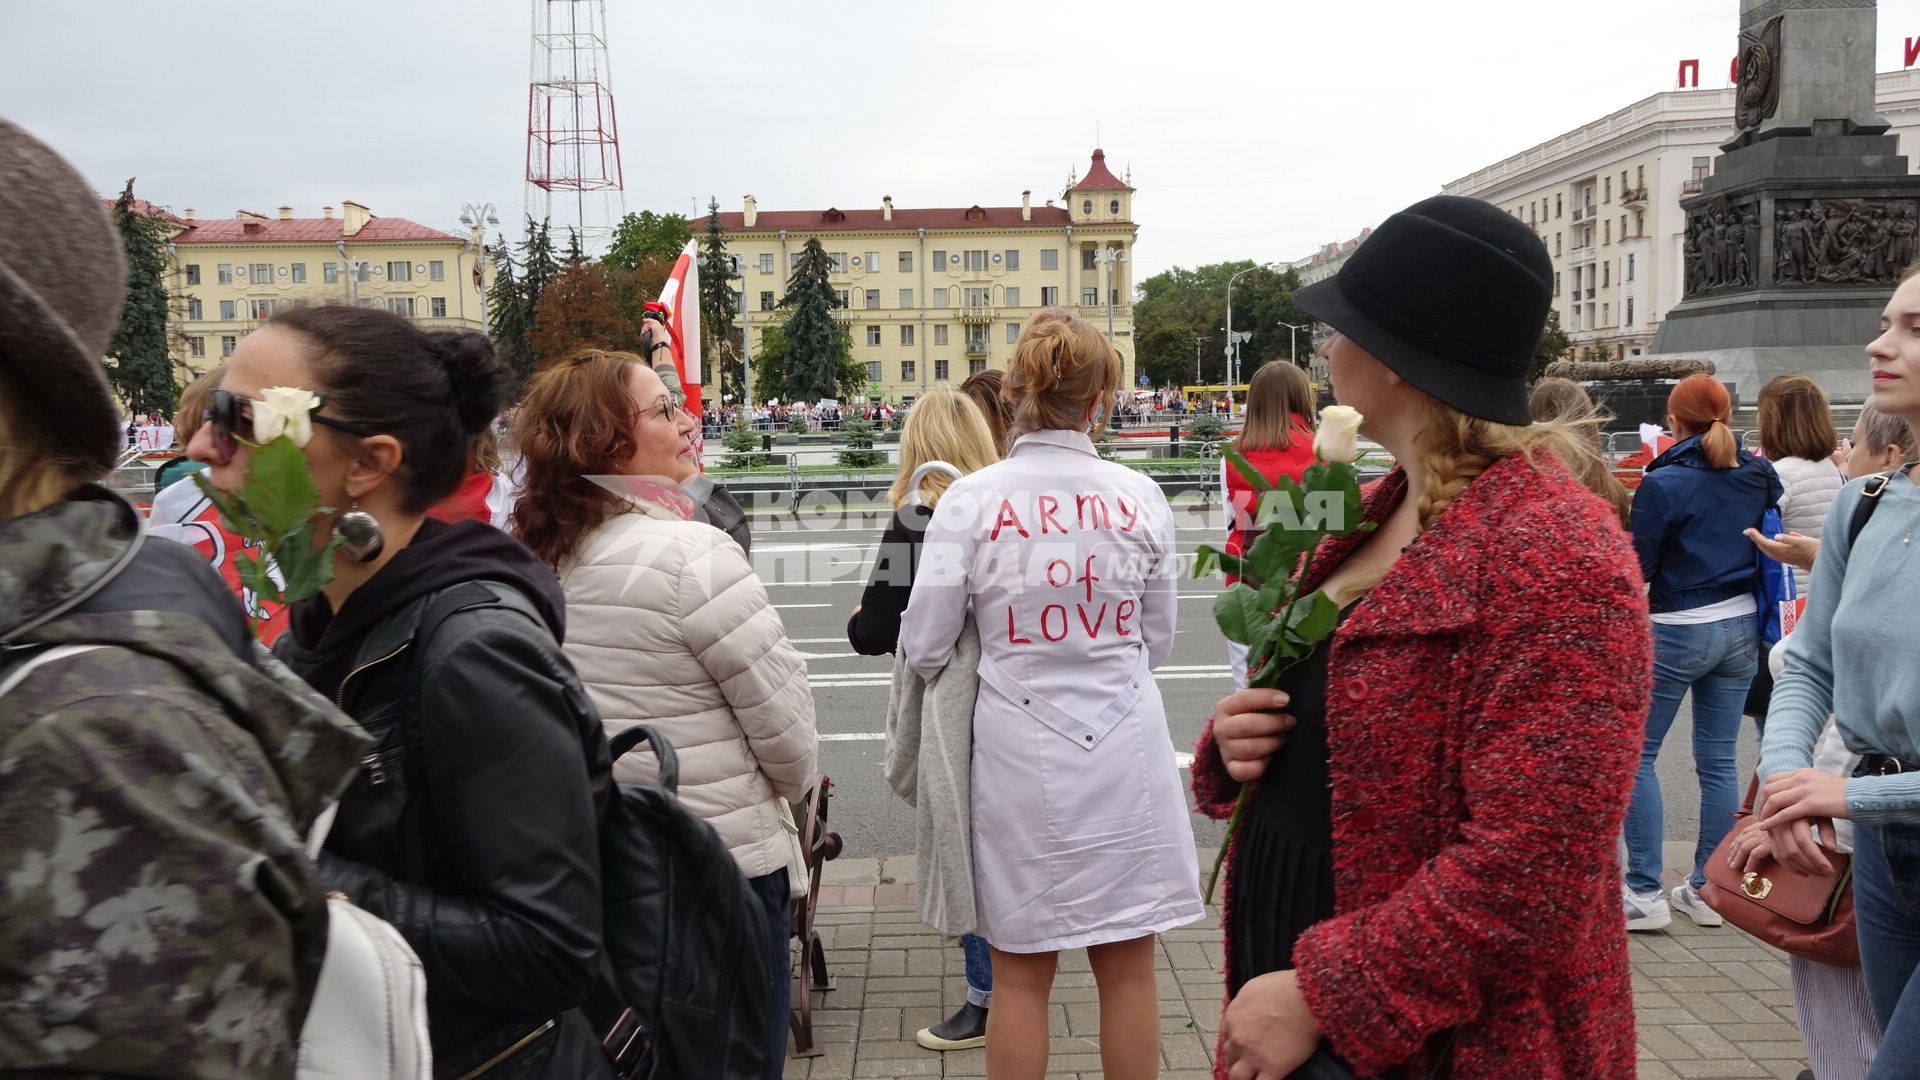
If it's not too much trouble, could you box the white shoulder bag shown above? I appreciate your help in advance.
[297,802,432,1079]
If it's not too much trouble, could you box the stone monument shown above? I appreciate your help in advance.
[1647,0,1920,404]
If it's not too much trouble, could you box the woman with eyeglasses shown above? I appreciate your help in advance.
[187,305,618,1078]
[511,348,818,1079]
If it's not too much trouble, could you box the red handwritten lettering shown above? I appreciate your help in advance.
[1007,606,1032,644]
[1046,559,1072,588]
[1040,604,1069,642]
[1075,493,1110,530]
[1115,497,1139,533]
[1077,555,1102,603]
[1116,598,1137,636]
[1077,603,1108,637]
[990,499,1029,541]
[1037,495,1064,534]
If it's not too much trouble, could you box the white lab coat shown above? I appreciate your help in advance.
[900,429,1203,952]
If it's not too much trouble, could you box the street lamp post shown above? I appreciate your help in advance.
[733,256,753,416]
[1103,245,1127,393]
[1224,262,1281,415]
[1278,321,1311,366]
[457,203,501,330]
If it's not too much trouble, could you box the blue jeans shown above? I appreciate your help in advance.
[1623,615,1757,894]
[748,869,791,1080]
[1853,821,1920,1079]
[961,932,994,1007]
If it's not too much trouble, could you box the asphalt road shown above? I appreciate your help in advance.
[746,497,1759,876]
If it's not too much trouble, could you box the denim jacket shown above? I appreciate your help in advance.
[1629,435,1782,614]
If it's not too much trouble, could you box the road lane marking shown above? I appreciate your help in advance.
[774,603,833,610]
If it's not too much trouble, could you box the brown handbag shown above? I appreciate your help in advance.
[1699,776,1859,966]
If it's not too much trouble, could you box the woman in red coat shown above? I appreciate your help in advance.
[1220,361,1318,685]
[1192,196,1651,1080]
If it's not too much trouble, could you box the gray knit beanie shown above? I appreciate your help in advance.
[0,117,127,480]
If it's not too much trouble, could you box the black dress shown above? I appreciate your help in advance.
[1226,608,1352,994]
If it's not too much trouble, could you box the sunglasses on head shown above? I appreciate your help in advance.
[203,388,378,461]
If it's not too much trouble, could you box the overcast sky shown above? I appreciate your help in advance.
[6,1,1916,278]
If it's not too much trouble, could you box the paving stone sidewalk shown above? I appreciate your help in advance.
[785,850,1814,1080]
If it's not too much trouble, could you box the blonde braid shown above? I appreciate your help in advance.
[1415,411,1497,533]
[1410,388,1617,533]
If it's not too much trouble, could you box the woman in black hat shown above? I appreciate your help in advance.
[1189,196,1652,1079]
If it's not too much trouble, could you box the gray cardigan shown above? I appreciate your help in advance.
[884,616,980,937]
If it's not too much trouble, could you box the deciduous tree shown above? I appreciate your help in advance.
[531,263,647,369]
[606,210,694,270]
[1133,261,1317,390]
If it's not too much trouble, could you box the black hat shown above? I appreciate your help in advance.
[1293,195,1551,426]
[0,117,127,480]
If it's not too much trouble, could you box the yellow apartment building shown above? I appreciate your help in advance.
[149,200,496,380]
[694,148,1139,403]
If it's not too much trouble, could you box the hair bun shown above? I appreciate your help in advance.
[426,330,512,436]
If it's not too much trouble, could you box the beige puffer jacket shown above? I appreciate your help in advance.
[560,497,818,879]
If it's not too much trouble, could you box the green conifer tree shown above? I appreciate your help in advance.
[698,198,743,402]
[518,218,560,312]
[486,244,535,385]
[105,180,178,418]
[779,238,848,403]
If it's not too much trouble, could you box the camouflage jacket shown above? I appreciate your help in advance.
[0,487,369,1078]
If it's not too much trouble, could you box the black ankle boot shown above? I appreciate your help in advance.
[915,1001,988,1050]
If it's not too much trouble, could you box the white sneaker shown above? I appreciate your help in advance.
[1671,882,1723,927]
[1624,886,1671,931]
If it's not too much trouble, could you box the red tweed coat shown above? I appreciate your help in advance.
[1192,454,1652,1079]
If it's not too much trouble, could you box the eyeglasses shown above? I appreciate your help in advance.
[639,392,687,425]
[203,388,379,462]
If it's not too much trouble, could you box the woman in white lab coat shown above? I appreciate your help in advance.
[901,309,1203,1080]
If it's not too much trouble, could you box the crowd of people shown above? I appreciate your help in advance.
[699,400,895,437]
[8,116,1920,1080]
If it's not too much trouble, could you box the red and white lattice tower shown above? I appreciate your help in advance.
[524,0,625,252]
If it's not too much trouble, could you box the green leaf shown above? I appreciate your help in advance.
[243,436,324,536]
[234,549,282,606]
[1222,445,1275,493]
[1212,583,1274,646]
[1246,629,1277,673]
[193,472,266,539]
[1302,460,1367,537]
[273,523,341,601]
[1255,574,1296,613]
[1242,530,1300,586]
[1192,544,1244,581]
[1286,589,1340,644]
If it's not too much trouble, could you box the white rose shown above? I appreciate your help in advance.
[1313,405,1363,464]
[253,386,320,448]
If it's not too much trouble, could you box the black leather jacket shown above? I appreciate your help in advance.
[281,580,614,1079]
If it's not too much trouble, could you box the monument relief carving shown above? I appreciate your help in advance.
[1683,199,1763,295]
[1735,16,1784,131]
[1771,199,1919,286]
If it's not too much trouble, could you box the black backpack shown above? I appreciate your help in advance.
[409,584,772,1080]
[590,725,772,1080]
